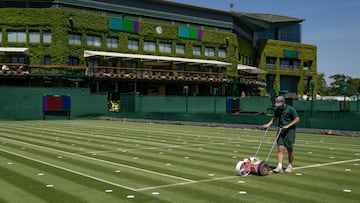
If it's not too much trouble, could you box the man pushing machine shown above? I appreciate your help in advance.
[262,96,300,173]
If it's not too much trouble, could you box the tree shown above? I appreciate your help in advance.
[328,74,360,96]
[348,78,360,96]
[316,72,329,95]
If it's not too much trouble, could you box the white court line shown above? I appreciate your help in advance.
[293,159,360,170]
[135,176,236,191]
[0,136,195,183]
[138,158,360,191]
[0,148,137,191]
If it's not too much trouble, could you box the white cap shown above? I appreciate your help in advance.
[275,96,285,107]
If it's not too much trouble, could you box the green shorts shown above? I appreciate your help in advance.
[277,128,296,148]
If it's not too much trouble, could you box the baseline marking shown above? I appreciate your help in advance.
[294,159,360,170]
[138,158,360,191]
[135,176,236,191]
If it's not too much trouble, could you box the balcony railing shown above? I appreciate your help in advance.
[0,64,266,87]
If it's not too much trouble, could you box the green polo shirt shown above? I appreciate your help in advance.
[274,105,299,129]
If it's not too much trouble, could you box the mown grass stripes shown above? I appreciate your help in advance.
[0,120,359,203]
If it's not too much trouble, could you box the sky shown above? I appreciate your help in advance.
[169,0,360,84]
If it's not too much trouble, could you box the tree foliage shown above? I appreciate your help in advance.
[317,73,360,96]
[316,72,329,95]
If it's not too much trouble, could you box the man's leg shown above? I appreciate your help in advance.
[273,145,285,173]
[285,148,294,172]
[287,148,294,164]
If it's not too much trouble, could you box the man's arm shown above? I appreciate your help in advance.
[282,116,300,129]
[262,117,276,129]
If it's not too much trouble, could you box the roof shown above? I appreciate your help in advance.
[237,13,304,23]
[237,64,266,74]
[232,12,304,31]
[84,50,231,67]
[0,47,29,55]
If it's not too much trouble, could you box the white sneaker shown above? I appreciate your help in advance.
[285,165,293,173]
[273,166,283,173]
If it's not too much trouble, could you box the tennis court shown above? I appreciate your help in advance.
[0,120,359,202]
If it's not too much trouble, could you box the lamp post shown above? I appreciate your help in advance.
[310,79,315,116]
[342,82,349,112]
[184,86,189,113]
[357,92,359,112]
[213,87,218,113]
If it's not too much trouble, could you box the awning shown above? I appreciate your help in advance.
[0,47,29,55]
[237,64,266,74]
[84,50,231,67]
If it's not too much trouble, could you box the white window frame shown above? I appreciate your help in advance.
[205,47,215,57]
[128,39,139,50]
[43,32,52,43]
[68,33,81,45]
[176,44,185,54]
[193,46,201,56]
[87,35,101,47]
[29,31,40,43]
[159,42,171,53]
[218,48,226,58]
[106,37,118,48]
[8,31,26,42]
[144,41,156,52]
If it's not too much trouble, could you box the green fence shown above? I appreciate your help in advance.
[0,87,359,131]
[0,86,107,120]
[114,94,359,131]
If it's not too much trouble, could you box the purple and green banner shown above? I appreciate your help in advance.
[178,27,202,40]
[284,49,299,59]
[110,17,139,33]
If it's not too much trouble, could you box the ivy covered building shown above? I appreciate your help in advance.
[0,0,317,99]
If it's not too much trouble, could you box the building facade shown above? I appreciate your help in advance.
[0,0,317,99]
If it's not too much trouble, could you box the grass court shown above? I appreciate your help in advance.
[0,120,359,202]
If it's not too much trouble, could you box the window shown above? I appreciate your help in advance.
[205,47,215,57]
[144,41,156,52]
[176,64,185,71]
[193,45,201,56]
[159,42,171,53]
[8,31,26,42]
[191,66,199,72]
[218,48,226,58]
[107,37,118,48]
[280,59,290,68]
[11,56,25,64]
[87,35,101,47]
[68,33,81,45]
[242,56,248,65]
[205,66,213,72]
[303,61,312,71]
[127,61,137,68]
[29,31,40,43]
[43,32,52,43]
[292,60,300,69]
[280,59,300,69]
[220,67,226,73]
[44,56,52,65]
[68,57,80,66]
[266,57,276,68]
[128,39,139,50]
[176,44,185,54]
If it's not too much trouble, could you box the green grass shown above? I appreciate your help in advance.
[0,120,359,203]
